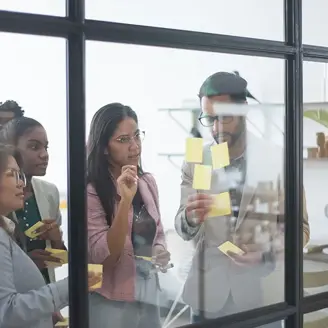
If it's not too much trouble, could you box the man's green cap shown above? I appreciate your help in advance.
[198,71,254,100]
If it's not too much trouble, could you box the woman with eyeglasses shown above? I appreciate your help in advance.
[0,117,67,325]
[0,144,102,328]
[87,103,170,328]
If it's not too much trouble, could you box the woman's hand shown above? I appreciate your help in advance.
[153,245,171,272]
[88,271,103,291]
[117,165,138,203]
[52,312,67,328]
[38,219,63,243]
[28,249,61,269]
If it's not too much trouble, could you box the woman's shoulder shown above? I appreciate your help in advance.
[141,172,158,191]
[140,172,156,183]
[0,225,12,247]
[32,177,59,194]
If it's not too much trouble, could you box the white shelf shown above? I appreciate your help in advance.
[158,153,184,157]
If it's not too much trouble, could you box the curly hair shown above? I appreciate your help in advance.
[0,100,24,118]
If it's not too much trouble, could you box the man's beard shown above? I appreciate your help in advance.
[213,119,246,147]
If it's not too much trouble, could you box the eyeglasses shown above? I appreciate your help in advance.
[5,168,26,187]
[198,115,233,127]
[116,131,145,144]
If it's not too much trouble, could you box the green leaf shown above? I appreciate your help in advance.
[304,109,328,129]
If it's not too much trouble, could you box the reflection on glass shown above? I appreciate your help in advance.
[0,0,64,16]
[303,61,328,298]
[85,43,292,327]
[86,0,283,40]
[304,309,328,328]
[303,0,328,46]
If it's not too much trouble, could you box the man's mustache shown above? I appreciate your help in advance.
[213,133,234,143]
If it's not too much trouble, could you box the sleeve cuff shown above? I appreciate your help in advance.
[49,278,69,311]
[181,210,200,237]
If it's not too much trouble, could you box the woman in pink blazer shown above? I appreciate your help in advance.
[87,103,170,328]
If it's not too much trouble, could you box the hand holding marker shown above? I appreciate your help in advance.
[135,255,174,272]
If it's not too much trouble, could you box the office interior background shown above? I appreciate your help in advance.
[1,0,328,327]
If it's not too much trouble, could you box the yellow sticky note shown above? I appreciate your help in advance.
[135,255,152,262]
[45,248,68,267]
[211,142,230,169]
[88,264,103,289]
[218,241,245,258]
[208,192,231,217]
[192,164,212,190]
[55,318,69,327]
[185,138,203,163]
[24,221,45,239]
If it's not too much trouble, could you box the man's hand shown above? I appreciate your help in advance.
[186,194,213,226]
[227,244,263,267]
[28,249,61,270]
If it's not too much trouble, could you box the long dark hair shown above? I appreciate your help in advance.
[87,103,142,227]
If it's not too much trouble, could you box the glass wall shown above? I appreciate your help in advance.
[86,44,286,325]
[1,0,328,328]
[85,0,284,40]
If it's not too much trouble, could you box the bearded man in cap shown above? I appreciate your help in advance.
[174,72,309,325]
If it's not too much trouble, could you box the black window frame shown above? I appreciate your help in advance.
[1,0,327,327]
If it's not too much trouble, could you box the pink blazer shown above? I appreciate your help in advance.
[87,173,166,302]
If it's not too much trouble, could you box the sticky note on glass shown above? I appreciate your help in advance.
[88,264,103,289]
[45,248,68,267]
[211,142,230,169]
[135,255,153,262]
[185,138,203,163]
[55,318,69,327]
[24,221,45,239]
[192,164,212,190]
[218,241,245,259]
[208,192,231,217]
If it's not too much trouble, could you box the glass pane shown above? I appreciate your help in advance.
[0,0,64,16]
[304,309,328,328]
[303,61,328,298]
[86,0,283,41]
[0,33,68,325]
[86,42,286,326]
[303,0,328,46]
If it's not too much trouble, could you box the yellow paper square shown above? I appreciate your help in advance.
[88,264,103,289]
[24,221,45,239]
[208,192,231,217]
[218,241,245,258]
[211,142,230,169]
[192,164,212,190]
[45,261,63,268]
[185,138,203,163]
[45,248,68,267]
[55,318,69,327]
[135,255,152,262]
